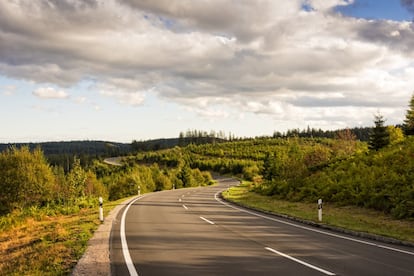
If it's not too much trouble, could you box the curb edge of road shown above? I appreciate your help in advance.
[218,192,414,249]
[72,196,140,276]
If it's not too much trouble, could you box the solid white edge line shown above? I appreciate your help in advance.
[214,190,414,256]
[121,196,144,276]
[183,204,188,210]
[200,216,215,225]
[265,247,336,276]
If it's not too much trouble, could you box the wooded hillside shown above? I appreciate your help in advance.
[130,133,413,219]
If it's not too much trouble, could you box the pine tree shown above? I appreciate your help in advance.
[368,113,390,151]
[403,93,414,136]
[262,153,275,181]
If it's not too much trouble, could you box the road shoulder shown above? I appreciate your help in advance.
[71,196,137,276]
[219,192,414,248]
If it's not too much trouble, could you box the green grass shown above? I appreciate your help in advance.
[223,182,414,244]
[0,197,131,275]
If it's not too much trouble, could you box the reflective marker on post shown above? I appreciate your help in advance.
[99,196,104,222]
[318,199,323,222]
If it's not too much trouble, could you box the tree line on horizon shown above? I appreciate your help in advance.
[133,126,376,152]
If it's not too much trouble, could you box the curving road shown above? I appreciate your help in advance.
[110,178,414,275]
[103,157,123,166]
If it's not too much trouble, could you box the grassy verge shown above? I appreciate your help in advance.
[223,182,414,244]
[0,197,130,275]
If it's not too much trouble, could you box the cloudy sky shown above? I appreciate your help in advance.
[1,0,414,143]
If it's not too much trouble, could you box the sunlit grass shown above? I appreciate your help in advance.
[0,197,131,275]
[223,182,414,243]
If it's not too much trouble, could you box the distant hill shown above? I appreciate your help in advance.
[273,126,373,141]
[131,136,226,152]
[0,140,133,170]
[0,136,225,158]
[131,138,180,152]
[0,140,132,157]
[0,136,224,156]
[0,126,376,162]
[0,126,375,158]
[0,137,224,169]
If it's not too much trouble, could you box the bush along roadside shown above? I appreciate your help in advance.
[222,182,414,245]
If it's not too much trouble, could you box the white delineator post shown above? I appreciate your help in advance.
[318,198,323,222]
[99,196,104,222]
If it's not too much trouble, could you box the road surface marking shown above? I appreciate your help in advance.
[215,190,414,256]
[121,196,144,276]
[265,247,336,275]
[183,204,188,210]
[200,216,215,225]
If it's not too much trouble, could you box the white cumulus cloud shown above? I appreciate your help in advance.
[99,84,146,107]
[1,0,414,129]
[33,87,69,99]
[2,85,16,96]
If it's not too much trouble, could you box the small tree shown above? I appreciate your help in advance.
[387,126,404,145]
[403,93,414,135]
[262,153,280,181]
[178,163,194,187]
[66,157,87,200]
[0,147,55,213]
[333,128,357,156]
[368,113,390,151]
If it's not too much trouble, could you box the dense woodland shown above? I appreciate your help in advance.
[0,141,131,172]
[1,95,414,219]
[0,145,214,214]
[0,141,131,156]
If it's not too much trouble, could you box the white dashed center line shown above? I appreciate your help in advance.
[265,247,336,275]
[200,216,215,225]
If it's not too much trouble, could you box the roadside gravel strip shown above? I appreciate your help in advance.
[71,196,138,276]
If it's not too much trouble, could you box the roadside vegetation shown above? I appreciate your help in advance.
[223,182,414,243]
[0,197,129,275]
[135,131,413,220]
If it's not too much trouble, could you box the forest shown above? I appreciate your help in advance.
[129,127,412,219]
[0,141,132,172]
[0,146,213,215]
[1,95,414,219]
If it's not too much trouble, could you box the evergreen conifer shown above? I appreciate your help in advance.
[368,113,390,151]
[403,93,414,135]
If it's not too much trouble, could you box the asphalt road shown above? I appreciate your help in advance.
[110,178,414,276]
